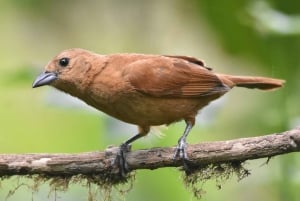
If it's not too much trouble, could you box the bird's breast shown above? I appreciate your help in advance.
[84,90,217,126]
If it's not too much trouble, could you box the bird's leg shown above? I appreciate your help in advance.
[115,126,149,177]
[173,119,194,171]
[116,133,143,177]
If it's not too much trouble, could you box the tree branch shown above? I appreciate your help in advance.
[0,128,299,178]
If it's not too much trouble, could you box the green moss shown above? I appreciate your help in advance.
[183,161,250,199]
[1,172,136,201]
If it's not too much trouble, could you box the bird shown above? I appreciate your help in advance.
[32,48,285,175]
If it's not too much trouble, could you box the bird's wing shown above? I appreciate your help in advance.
[127,56,229,98]
[163,55,212,70]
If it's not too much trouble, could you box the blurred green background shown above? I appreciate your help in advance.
[0,0,299,200]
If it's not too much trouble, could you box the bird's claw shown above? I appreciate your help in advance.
[114,143,131,178]
[173,139,191,173]
[173,140,188,160]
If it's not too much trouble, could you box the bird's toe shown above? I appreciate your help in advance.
[114,143,131,178]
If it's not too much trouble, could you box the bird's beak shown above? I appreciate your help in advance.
[32,71,57,88]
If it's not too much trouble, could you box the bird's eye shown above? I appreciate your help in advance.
[59,57,69,67]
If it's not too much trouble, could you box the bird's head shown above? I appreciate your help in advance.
[32,48,99,94]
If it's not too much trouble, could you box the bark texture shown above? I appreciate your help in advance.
[0,128,299,177]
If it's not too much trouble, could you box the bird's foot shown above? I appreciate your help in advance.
[174,139,188,159]
[114,143,131,178]
[173,139,191,173]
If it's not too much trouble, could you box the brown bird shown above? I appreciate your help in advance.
[32,48,284,174]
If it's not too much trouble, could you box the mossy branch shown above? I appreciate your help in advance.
[0,128,299,178]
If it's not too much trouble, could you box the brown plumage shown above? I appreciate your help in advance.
[32,48,285,174]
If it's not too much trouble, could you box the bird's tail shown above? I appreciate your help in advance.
[216,74,285,91]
